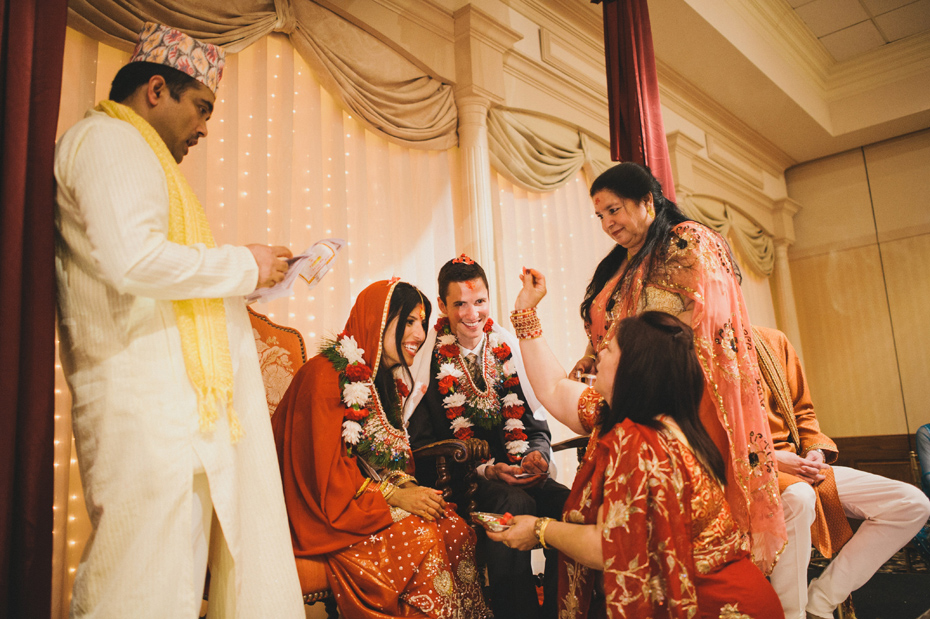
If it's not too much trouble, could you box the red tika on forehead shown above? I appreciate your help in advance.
[465,280,475,290]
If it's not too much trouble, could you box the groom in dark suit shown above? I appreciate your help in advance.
[407,255,569,619]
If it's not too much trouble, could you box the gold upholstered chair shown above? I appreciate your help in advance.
[248,308,338,616]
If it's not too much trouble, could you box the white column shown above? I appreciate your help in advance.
[772,197,804,358]
[452,5,521,319]
[456,94,498,294]
[773,240,802,354]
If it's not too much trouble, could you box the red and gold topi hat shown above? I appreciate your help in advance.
[129,22,226,93]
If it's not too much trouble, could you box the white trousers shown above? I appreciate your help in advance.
[769,466,930,619]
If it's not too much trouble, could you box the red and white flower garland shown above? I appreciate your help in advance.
[323,333,412,470]
[432,317,530,462]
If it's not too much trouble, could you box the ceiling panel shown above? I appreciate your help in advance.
[876,0,930,40]
[795,0,870,36]
[861,0,916,14]
[821,20,886,60]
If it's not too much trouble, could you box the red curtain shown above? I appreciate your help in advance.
[0,1,68,617]
[595,0,676,202]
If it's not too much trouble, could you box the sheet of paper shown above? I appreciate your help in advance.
[246,238,345,304]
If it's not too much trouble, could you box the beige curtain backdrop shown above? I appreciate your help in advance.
[487,107,613,193]
[678,192,775,277]
[67,0,457,149]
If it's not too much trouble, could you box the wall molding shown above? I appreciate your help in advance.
[728,0,832,86]
[503,50,609,132]
[503,0,603,46]
[690,158,777,234]
[539,29,607,93]
[658,60,796,174]
[705,134,765,190]
[315,0,455,81]
[827,31,930,100]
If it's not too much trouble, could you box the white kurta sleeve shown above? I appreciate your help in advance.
[56,116,258,300]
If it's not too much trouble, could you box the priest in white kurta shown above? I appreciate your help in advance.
[54,23,303,618]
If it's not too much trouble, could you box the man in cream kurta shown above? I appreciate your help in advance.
[55,23,304,618]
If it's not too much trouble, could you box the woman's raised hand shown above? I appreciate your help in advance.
[389,485,447,521]
[515,267,547,311]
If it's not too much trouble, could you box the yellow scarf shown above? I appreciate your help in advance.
[97,100,243,443]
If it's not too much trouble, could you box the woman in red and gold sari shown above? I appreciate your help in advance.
[493,273,782,618]
[273,280,489,618]
[572,163,785,574]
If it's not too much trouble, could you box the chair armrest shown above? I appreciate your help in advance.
[552,435,590,465]
[413,439,469,462]
[413,438,489,528]
[413,438,490,463]
[552,436,589,452]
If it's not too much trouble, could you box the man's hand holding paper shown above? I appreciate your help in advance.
[247,244,293,289]
[246,238,344,304]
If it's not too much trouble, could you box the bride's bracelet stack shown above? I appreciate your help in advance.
[510,307,542,339]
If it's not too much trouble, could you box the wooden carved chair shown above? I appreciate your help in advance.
[248,308,488,616]
[413,437,489,530]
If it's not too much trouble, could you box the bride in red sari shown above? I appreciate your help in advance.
[492,271,782,619]
[273,280,489,618]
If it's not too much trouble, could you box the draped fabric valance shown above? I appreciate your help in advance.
[679,193,775,277]
[487,107,613,193]
[66,0,458,149]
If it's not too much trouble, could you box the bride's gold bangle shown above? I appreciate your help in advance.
[354,478,372,498]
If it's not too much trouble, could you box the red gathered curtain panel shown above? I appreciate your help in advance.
[0,1,68,617]
[594,0,676,202]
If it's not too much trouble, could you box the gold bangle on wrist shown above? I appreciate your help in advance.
[354,478,372,498]
[386,471,417,487]
[380,482,397,502]
[510,307,543,340]
[534,517,553,549]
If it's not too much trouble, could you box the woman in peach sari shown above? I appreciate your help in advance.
[573,163,785,573]
[273,280,489,618]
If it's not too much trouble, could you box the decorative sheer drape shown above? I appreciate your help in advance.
[737,260,778,330]
[491,170,615,480]
[678,193,775,277]
[52,29,458,616]
[487,107,613,192]
[67,0,457,149]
